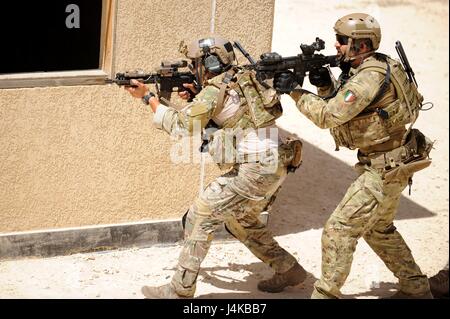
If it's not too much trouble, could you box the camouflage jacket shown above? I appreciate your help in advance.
[295,54,423,153]
[153,68,284,165]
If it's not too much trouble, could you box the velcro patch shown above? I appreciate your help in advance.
[344,90,357,103]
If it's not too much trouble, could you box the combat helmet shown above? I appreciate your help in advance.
[179,36,235,76]
[334,13,381,61]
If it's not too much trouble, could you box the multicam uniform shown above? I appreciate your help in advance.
[294,54,433,298]
[153,68,302,297]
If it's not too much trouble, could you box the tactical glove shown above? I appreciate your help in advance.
[339,61,351,77]
[274,71,297,93]
[308,67,332,87]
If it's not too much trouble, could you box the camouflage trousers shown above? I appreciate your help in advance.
[170,150,298,297]
[312,164,430,298]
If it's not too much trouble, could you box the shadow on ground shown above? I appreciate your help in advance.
[179,139,434,297]
[343,281,398,299]
[194,262,317,299]
[267,139,435,237]
[146,137,435,299]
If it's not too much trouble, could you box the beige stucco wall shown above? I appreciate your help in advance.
[0,0,275,233]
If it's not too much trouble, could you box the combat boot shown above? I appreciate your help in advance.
[429,269,449,299]
[257,263,307,293]
[386,290,434,299]
[141,283,190,299]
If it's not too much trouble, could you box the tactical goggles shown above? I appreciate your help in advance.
[336,34,349,45]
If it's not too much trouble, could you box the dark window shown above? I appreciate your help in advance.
[0,0,102,74]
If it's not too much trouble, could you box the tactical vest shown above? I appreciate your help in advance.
[330,55,424,151]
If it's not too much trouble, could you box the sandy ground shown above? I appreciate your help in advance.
[0,0,448,299]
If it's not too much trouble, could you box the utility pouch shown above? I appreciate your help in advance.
[279,139,303,173]
[383,129,433,182]
[207,129,237,170]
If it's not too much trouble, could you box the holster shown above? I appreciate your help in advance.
[357,129,433,182]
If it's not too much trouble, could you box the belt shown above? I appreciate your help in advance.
[357,133,419,170]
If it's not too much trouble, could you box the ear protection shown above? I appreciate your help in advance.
[203,54,223,74]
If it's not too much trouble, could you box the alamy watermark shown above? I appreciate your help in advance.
[168,119,282,173]
[65,4,80,29]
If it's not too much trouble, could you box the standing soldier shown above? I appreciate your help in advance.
[275,13,434,299]
[125,36,305,298]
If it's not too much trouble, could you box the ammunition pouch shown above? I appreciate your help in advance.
[358,129,433,182]
[236,71,282,128]
[207,129,237,170]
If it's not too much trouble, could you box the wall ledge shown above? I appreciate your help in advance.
[0,219,232,260]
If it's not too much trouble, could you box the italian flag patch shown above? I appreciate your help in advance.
[344,90,356,103]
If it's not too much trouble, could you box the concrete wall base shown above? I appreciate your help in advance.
[0,219,232,260]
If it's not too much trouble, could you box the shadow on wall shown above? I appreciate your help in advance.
[266,139,435,237]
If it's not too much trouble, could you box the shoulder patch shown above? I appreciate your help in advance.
[344,90,357,103]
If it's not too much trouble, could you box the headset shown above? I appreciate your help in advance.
[198,37,228,74]
[203,54,223,74]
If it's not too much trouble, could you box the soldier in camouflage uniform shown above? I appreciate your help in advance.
[125,36,306,298]
[275,13,434,299]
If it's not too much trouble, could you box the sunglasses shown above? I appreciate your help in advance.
[336,34,349,45]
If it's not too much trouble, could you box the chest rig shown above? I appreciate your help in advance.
[330,54,424,151]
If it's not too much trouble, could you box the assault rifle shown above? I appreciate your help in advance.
[237,37,339,92]
[106,60,200,100]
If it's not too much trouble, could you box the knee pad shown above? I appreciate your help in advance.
[185,198,218,241]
